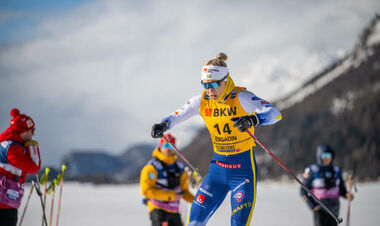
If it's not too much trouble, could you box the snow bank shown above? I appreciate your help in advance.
[20,181,380,226]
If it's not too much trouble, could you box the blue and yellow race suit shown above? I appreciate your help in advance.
[161,82,282,226]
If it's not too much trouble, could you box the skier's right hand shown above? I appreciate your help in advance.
[24,140,41,166]
[151,122,168,138]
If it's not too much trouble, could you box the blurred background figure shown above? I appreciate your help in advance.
[140,133,195,226]
[0,108,41,226]
[184,166,202,190]
[300,144,354,226]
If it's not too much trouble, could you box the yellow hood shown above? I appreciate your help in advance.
[152,148,178,165]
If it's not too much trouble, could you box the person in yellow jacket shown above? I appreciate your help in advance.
[141,133,195,226]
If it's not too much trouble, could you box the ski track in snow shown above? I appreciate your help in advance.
[20,181,380,226]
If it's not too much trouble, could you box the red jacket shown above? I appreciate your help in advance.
[0,127,41,209]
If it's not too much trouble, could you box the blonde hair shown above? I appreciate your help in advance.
[205,52,228,67]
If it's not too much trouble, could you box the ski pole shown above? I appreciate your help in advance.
[55,164,67,226]
[47,180,57,226]
[246,131,343,224]
[18,182,35,226]
[35,175,48,226]
[40,168,50,226]
[163,135,204,180]
[346,175,356,226]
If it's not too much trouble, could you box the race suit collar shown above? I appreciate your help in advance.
[211,75,236,103]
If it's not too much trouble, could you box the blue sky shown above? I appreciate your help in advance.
[0,0,379,166]
[0,0,93,42]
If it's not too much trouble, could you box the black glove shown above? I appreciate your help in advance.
[151,122,168,138]
[231,115,259,132]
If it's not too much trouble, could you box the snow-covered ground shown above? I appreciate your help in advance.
[20,181,380,226]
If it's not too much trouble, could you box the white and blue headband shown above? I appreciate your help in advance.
[201,65,229,81]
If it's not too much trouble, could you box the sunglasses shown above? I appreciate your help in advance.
[162,143,173,149]
[321,152,332,158]
[201,75,228,90]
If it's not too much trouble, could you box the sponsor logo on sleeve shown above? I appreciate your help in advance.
[148,173,156,180]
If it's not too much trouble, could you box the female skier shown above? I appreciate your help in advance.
[151,53,282,226]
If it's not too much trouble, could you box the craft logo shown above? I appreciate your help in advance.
[231,201,252,215]
[196,194,205,204]
[234,192,244,202]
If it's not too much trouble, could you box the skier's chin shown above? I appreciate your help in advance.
[209,94,218,100]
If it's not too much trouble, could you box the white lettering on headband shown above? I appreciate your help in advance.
[201,65,229,81]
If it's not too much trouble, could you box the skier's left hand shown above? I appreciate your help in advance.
[231,115,259,132]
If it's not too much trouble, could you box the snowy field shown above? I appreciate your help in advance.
[20,181,380,226]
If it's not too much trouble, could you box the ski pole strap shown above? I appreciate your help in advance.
[246,131,343,224]
[162,135,203,180]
